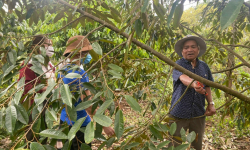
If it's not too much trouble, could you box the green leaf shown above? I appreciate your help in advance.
[80,143,91,150]
[89,49,99,61]
[17,77,25,89]
[68,117,86,141]
[220,0,244,30]
[96,99,113,114]
[154,123,169,132]
[0,81,16,98]
[149,125,163,140]
[43,145,57,150]
[93,114,112,127]
[14,90,24,105]
[54,11,65,23]
[66,105,77,122]
[170,122,177,136]
[65,73,82,79]
[153,2,166,22]
[0,108,5,128]
[18,41,24,50]
[32,118,41,133]
[174,144,189,150]
[30,64,44,75]
[167,0,180,27]
[5,106,17,134]
[110,8,121,23]
[75,100,95,111]
[157,141,170,149]
[187,131,196,143]
[33,55,45,64]
[15,104,29,125]
[215,88,220,98]
[0,1,3,9]
[26,9,34,19]
[124,95,141,113]
[39,129,68,139]
[180,127,186,142]
[92,42,103,56]
[3,65,16,77]
[52,88,59,101]
[82,82,97,94]
[92,91,103,101]
[30,142,45,150]
[107,70,122,79]
[84,121,94,144]
[173,2,183,29]
[141,0,149,13]
[124,142,140,149]
[106,137,115,148]
[60,84,73,108]
[35,78,56,106]
[108,64,124,72]
[8,49,17,65]
[134,19,142,37]
[45,109,57,122]
[115,110,124,140]
[101,2,110,10]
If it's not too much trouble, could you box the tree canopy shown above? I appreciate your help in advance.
[0,0,250,149]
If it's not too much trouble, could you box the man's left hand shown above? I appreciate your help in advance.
[205,104,216,116]
[103,126,115,137]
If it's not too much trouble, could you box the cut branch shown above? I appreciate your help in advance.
[58,0,250,103]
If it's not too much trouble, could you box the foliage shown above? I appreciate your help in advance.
[0,0,250,149]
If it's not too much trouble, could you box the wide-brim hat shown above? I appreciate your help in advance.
[63,35,92,56]
[174,35,206,57]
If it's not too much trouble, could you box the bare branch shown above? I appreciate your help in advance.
[212,63,244,74]
[226,44,250,49]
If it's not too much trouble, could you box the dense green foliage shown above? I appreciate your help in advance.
[0,0,250,149]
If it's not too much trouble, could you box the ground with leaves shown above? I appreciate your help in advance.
[0,99,250,150]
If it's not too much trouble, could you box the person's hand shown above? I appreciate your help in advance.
[205,104,216,116]
[103,126,115,137]
[193,81,206,95]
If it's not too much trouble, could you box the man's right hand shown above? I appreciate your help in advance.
[192,82,206,95]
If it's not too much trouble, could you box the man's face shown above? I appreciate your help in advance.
[44,39,52,47]
[181,40,199,61]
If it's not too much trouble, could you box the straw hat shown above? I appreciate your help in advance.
[63,35,92,56]
[174,35,206,57]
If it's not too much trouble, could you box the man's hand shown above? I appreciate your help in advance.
[103,126,115,137]
[205,104,216,116]
[193,82,206,95]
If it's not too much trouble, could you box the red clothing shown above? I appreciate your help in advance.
[19,64,43,104]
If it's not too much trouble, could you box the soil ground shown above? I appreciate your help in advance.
[0,100,250,150]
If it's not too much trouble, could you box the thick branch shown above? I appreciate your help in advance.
[58,0,250,103]
[212,63,244,74]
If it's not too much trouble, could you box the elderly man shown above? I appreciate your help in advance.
[169,35,216,150]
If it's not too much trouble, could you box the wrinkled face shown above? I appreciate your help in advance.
[182,40,199,61]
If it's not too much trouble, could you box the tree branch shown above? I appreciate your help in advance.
[212,63,244,74]
[58,0,250,103]
[226,44,250,49]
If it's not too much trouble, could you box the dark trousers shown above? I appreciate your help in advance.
[168,114,205,150]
